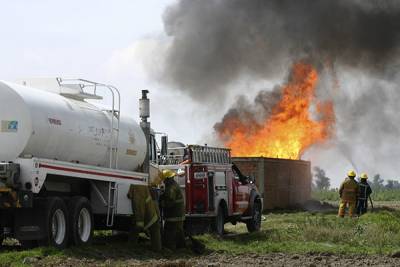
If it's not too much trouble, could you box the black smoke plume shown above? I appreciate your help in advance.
[160,0,400,100]
[155,0,400,180]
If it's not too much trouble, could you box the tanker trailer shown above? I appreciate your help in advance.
[0,78,153,248]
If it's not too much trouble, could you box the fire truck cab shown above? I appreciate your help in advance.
[156,144,262,235]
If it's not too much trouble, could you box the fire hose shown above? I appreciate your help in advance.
[369,196,374,212]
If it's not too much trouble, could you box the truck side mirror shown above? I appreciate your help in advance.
[247,175,255,184]
[161,135,168,156]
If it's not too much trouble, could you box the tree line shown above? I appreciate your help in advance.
[313,166,400,191]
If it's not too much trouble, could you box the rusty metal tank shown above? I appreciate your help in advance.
[232,157,311,210]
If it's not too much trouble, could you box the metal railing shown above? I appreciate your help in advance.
[56,78,121,169]
[159,145,231,165]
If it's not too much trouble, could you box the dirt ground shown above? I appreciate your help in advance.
[30,252,400,267]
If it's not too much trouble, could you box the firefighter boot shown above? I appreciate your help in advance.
[163,221,178,250]
[175,221,186,249]
[149,220,162,252]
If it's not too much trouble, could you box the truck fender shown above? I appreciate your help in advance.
[246,189,261,216]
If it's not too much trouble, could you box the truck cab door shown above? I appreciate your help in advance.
[232,170,250,214]
[225,170,234,215]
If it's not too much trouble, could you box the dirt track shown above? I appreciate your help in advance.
[31,252,400,267]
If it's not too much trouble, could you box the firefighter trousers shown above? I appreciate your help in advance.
[338,200,356,217]
[357,199,368,216]
[163,221,186,250]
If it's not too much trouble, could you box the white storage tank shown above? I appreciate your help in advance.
[0,80,146,171]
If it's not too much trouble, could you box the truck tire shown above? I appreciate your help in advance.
[213,204,225,236]
[41,197,69,249]
[246,200,262,233]
[68,196,93,246]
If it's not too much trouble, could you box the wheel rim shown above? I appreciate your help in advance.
[52,209,66,245]
[78,208,91,242]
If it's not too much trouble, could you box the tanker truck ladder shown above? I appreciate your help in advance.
[102,84,121,170]
[102,85,121,226]
[108,106,120,170]
[56,78,122,227]
[106,181,118,227]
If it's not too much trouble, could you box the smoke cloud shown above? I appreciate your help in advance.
[154,0,400,182]
[160,0,400,100]
[214,85,282,137]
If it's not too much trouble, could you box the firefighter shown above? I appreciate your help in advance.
[127,185,162,252]
[338,170,359,217]
[159,169,186,250]
[357,173,372,216]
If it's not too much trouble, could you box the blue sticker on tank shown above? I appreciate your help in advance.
[8,121,18,130]
[1,120,18,132]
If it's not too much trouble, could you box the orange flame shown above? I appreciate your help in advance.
[219,62,335,159]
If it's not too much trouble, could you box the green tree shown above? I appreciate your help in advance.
[371,174,384,190]
[385,179,400,189]
[313,166,330,190]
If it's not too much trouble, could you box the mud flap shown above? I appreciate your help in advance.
[14,200,46,241]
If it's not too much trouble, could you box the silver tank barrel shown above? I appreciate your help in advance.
[0,80,146,171]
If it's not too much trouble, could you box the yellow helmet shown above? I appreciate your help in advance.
[360,173,368,179]
[347,170,356,177]
[161,169,176,180]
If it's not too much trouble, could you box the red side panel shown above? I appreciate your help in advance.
[188,165,208,213]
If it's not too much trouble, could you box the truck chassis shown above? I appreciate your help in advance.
[0,157,148,248]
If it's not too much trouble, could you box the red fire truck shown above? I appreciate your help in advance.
[155,143,262,235]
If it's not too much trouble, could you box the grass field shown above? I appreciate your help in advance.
[2,207,400,266]
[202,209,400,255]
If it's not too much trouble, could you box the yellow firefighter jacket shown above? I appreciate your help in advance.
[128,185,159,230]
[339,177,359,202]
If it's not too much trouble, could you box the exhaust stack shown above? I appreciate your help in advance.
[140,90,150,173]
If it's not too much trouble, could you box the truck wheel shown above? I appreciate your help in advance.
[42,197,69,249]
[246,200,262,233]
[68,197,93,246]
[214,205,225,236]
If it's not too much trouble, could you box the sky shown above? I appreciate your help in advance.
[0,0,257,147]
[0,0,198,140]
[1,1,396,187]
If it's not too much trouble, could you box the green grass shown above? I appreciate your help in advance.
[312,189,400,202]
[2,210,400,266]
[199,210,400,255]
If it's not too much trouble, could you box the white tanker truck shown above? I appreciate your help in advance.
[0,78,156,248]
[0,78,262,249]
